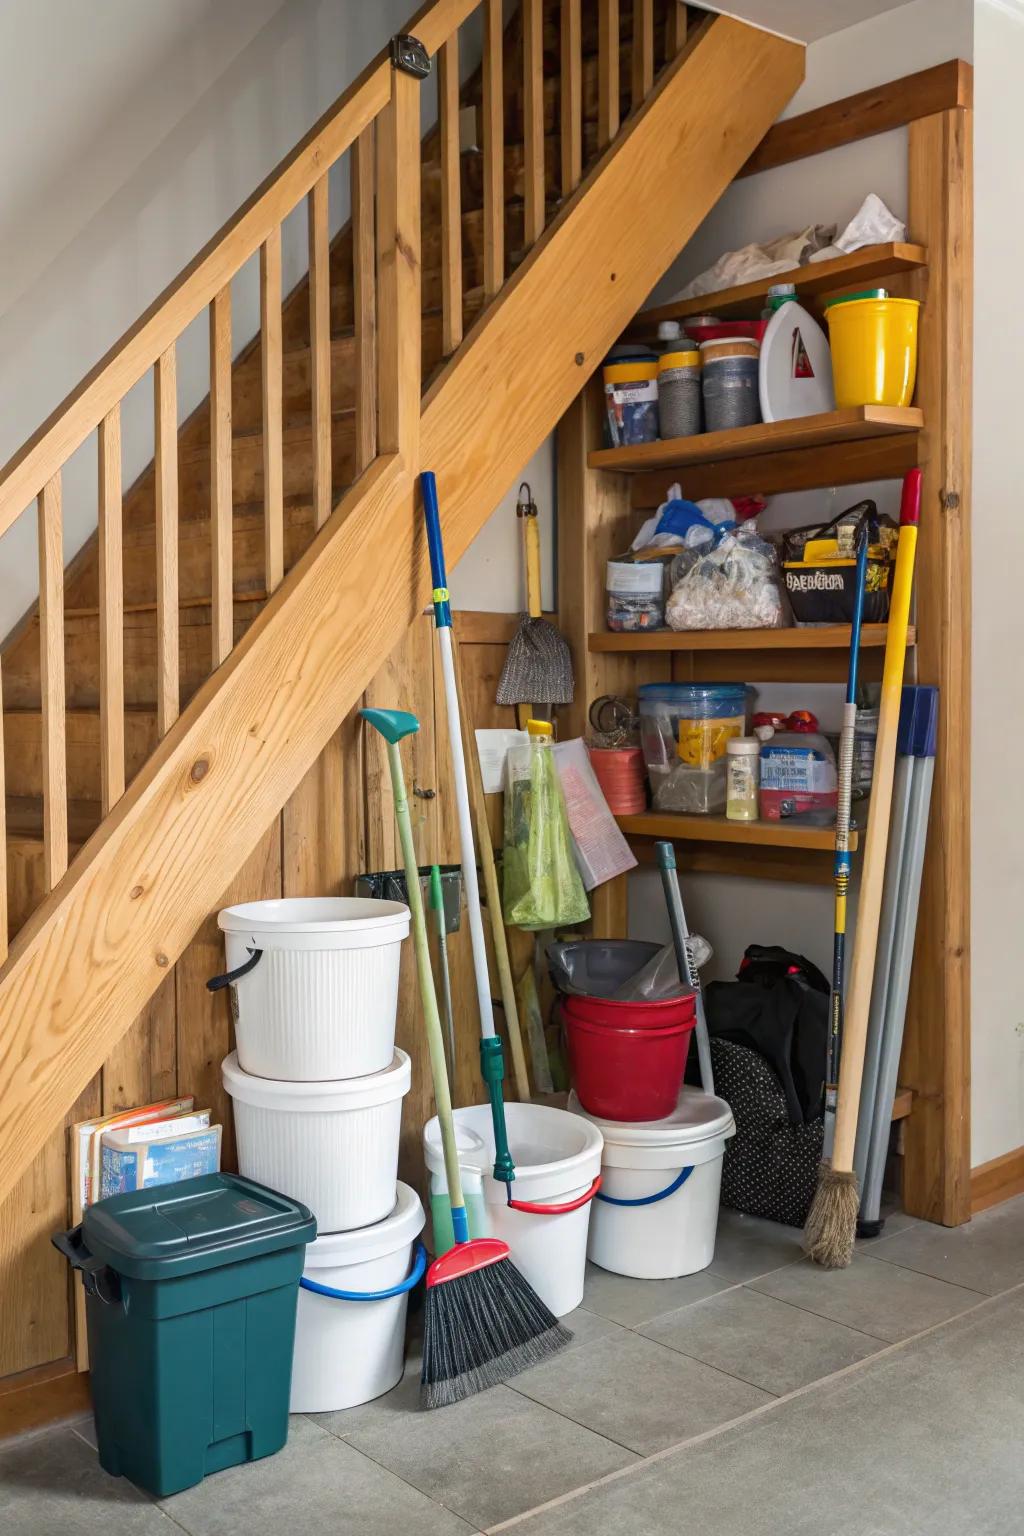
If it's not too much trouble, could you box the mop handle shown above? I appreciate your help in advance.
[421,472,515,1188]
[384,738,466,1219]
[655,841,714,1096]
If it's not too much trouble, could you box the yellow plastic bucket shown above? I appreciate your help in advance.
[825,296,920,408]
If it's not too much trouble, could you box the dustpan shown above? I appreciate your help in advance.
[496,484,574,708]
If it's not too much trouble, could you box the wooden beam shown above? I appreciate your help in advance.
[98,406,124,812]
[154,346,179,738]
[0,13,804,1207]
[260,226,284,593]
[900,107,972,1228]
[741,59,971,178]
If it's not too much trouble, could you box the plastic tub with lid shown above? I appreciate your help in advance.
[603,359,659,446]
[210,897,410,1082]
[638,682,749,814]
[423,1101,603,1316]
[290,1182,425,1412]
[569,1088,735,1279]
[223,1049,411,1233]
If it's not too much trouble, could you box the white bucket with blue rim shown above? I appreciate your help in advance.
[568,1088,735,1280]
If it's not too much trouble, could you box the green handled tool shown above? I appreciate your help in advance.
[430,863,457,1077]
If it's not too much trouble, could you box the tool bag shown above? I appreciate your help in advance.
[781,499,894,624]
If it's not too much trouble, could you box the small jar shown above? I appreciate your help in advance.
[725,737,760,821]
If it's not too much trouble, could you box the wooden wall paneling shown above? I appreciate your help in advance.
[101,974,178,1116]
[0,1359,92,1441]
[900,107,972,1226]
[282,704,365,901]
[0,1132,72,1376]
[175,821,282,1171]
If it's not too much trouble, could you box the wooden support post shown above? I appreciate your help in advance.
[98,406,124,812]
[376,70,421,465]
[210,287,233,666]
[308,174,332,527]
[261,226,284,593]
[900,107,972,1226]
[665,2,688,58]
[154,346,179,737]
[438,38,464,352]
[38,473,67,891]
[632,0,655,108]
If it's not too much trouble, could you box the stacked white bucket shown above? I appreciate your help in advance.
[218,897,420,1412]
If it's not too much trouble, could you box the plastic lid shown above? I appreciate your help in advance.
[569,1087,735,1147]
[603,360,657,383]
[726,737,761,755]
[219,897,409,937]
[637,683,748,701]
[528,718,553,737]
[222,1049,412,1113]
[81,1172,316,1280]
[699,336,760,353]
[657,320,682,340]
[303,1182,425,1269]
[823,288,889,306]
[767,283,797,296]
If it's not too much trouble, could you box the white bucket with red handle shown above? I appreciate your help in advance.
[423,1101,603,1317]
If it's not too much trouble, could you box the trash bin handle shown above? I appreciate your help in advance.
[595,1166,694,1207]
[52,1225,121,1304]
[506,1175,603,1215]
[298,1241,428,1301]
[206,946,263,992]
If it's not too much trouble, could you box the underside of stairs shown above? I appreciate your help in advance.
[0,1,803,1212]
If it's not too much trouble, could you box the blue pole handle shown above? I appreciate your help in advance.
[595,1166,694,1207]
[298,1241,427,1301]
[420,471,451,629]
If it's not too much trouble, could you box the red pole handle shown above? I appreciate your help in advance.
[506,1175,602,1215]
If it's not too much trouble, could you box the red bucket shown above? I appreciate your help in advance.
[561,991,695,1031]
[562,994,696,1120]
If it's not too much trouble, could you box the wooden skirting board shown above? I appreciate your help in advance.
[0,1358,91,1441]
[970,1147,1024,1217]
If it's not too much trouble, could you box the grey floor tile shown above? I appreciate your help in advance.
[581,1261,731,1329]
[316,1365,635,1529]
[506,1288,1024,1536]
[510,1328,770,1455]
[705,1209,806,1284]
[752,1252,984,1343]
[0,1426,175,1535]
[855,1198,920,1246]
[641,1284,884,1395]
[161,1415,474,1536]
[866,1194,1024,1295]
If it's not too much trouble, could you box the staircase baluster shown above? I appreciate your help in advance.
[632,0,655,107]
[439,35,463,353]
[0,659,7,966]
[353,128,378,474]
[483,0,505,298]
[38,472,68,891]
[261,226,284,593]
[561,0,582,196]
[523,0,545,246]
[376,69,421,464]
[210,287,234,666]
[98,406,125,811]
[598,0,620,149]
[308,174,332,526]
[155,346,180,737]
[665,1,688,58]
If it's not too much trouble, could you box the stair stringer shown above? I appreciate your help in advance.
[0,13,803,1204]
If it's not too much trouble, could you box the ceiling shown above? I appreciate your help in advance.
[707,0,917,42]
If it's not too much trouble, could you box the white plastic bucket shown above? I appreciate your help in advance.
[570,1087,735,1280]
[290,1182,426,1413]
[216,898,410,1081]
[223,1049,411,1233]
[423,1102,603,1317]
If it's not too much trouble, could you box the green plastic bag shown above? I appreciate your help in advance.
[503,724,590,931]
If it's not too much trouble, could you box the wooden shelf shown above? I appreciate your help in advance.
[616,810,859,853]
[589,623,916,654]
[589,406,923,476]
[630,242,928,334]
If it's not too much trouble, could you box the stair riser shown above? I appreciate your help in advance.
[4,713,156,801]
[5,606,264,712]
[177,421,354,520]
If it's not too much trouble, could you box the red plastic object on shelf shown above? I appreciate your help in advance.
[562,993,696,1121]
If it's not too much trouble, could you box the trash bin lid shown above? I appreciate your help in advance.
[82,1172,316,1280]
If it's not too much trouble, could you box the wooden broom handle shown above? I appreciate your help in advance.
[452,635,532,1101]
[523,513,543,619]
[832,471,921,1172]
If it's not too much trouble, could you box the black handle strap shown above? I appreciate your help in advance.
[206,947,263,993]
[52,1226,121,1304]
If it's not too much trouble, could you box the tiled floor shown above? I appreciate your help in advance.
[5,1196,1024,1535]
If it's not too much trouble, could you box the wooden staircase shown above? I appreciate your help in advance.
[0,0,803,1391]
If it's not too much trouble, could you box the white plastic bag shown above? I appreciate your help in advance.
[666,523,787,631]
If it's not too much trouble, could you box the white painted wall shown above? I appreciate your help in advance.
[969,0,1024,1166]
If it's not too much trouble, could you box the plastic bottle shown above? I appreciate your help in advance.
[725,737,760,821]
[657,319,683,353]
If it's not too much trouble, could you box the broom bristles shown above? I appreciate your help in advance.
[421,1255,572,1409]
[804,1159,860,1269]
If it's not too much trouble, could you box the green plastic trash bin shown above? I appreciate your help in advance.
[53,1172,316,1498]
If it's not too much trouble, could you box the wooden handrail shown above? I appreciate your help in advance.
[0,0,480,537]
